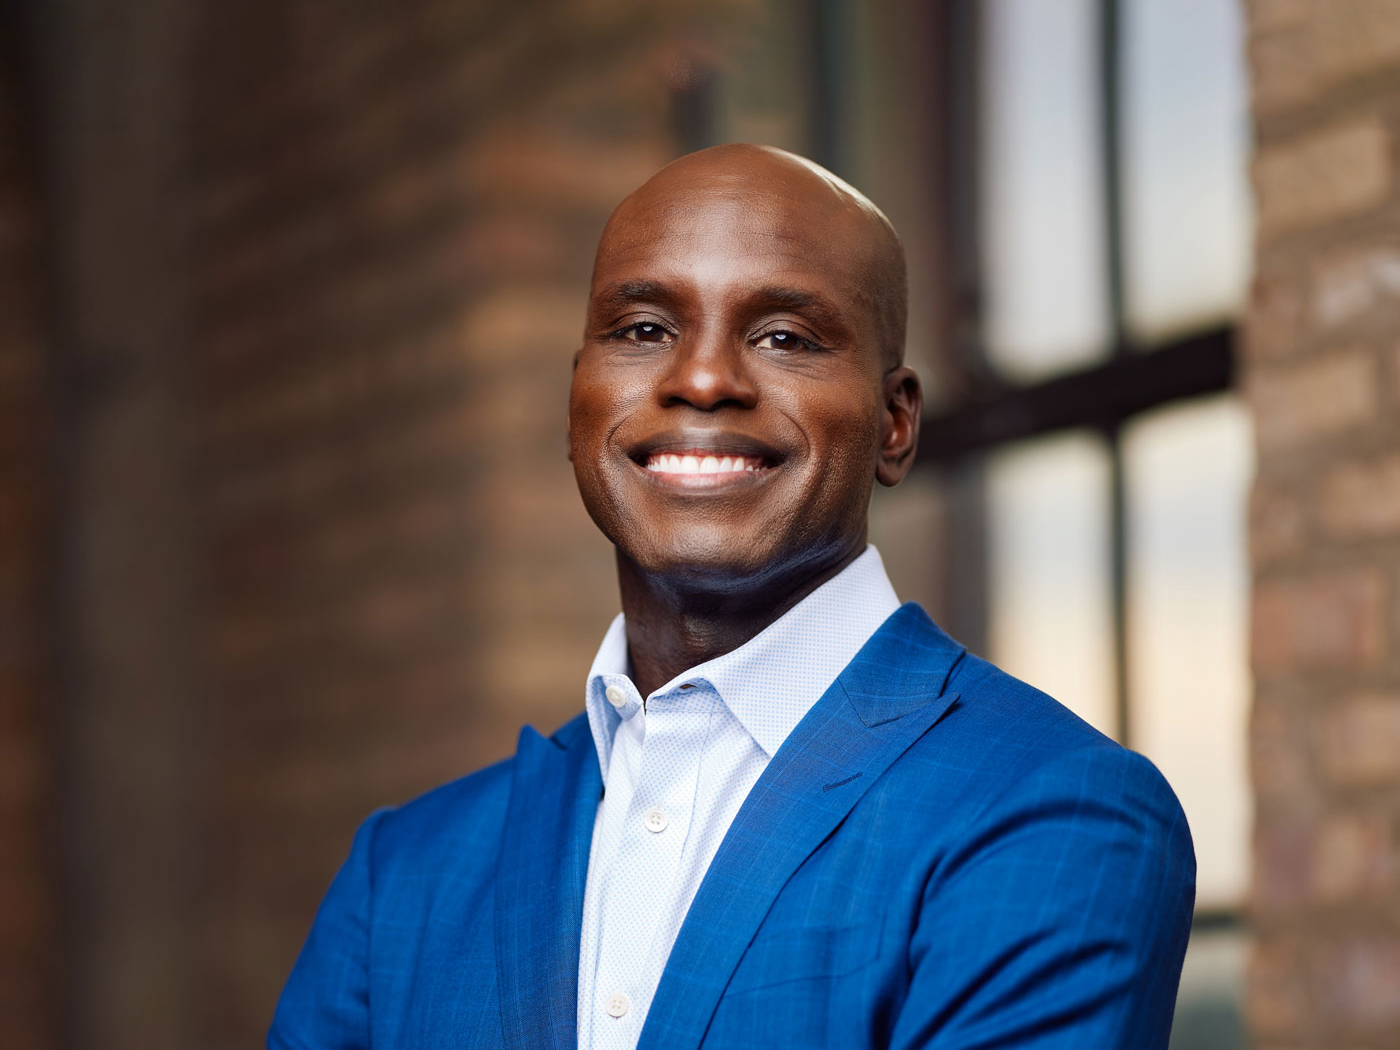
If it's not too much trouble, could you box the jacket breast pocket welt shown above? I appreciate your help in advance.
[724,922,882,997]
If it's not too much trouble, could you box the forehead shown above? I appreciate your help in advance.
[591,183,878,313]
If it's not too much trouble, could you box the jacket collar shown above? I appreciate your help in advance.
[493,603,965,1050]
[638,603,965,1050]
[494,714,600,1050]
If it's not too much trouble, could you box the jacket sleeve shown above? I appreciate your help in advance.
[268,809,388,1050]
[889,745,1196,1049]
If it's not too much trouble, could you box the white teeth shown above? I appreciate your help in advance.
[645,452,764,475]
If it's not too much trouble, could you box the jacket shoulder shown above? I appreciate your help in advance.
[891,642,1189,844]
[368,711,589,874]
[944,649,1119,754]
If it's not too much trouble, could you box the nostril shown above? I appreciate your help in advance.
[658,354,758,411]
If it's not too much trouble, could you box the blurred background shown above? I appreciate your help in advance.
[1,0,1397,1047]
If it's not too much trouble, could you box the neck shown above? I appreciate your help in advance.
[616,545,864,698]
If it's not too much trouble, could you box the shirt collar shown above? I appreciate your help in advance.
[584,546,900,778]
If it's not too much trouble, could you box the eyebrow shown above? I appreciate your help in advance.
[593,281,847,331]
[593,280,677,315]
[747,286,844,330]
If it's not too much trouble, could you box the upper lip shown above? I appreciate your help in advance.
[627,428,785,467]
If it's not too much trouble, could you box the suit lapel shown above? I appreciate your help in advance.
[495,714,601,1050]
[637,604,965,1050]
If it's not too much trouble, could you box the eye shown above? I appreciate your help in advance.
[615,322,672,344]
[754,329,820,352]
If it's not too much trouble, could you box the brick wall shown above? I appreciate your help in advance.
[186,2,748,1045]
[1244,2,1400,1046]
[0,49,55,1050]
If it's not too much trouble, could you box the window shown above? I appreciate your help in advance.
[924,1,1253,1045]
[671,3,1254,1043]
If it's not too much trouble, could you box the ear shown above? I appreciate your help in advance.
[566,348,581,462]
[876,366,922,487]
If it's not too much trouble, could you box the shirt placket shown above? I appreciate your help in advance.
[589,686,714,1049]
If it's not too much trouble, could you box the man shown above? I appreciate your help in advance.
[270,144,1194,1049]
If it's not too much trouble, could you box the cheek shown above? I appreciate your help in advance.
[798,399,883,523]
[567,378,611,497]
[568,370,619,457]
[806,391,883,468]
[569,358,655,439]
[567,366,649,528]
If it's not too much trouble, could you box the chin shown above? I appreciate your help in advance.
[622,524,864,604]
[632,539,779,593]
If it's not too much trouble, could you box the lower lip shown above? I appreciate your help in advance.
[633,460,776,491]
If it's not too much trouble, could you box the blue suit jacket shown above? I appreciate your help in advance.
[270,604,1195,1049]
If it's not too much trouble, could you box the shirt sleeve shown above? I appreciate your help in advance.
[889,745,1196,1049]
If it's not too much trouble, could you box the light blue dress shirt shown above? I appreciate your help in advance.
[576,546,901,1050]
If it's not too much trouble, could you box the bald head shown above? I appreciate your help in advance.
[594,144,908,367]
[570,142,925,606]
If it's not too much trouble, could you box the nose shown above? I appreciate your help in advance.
[655,330,758,411]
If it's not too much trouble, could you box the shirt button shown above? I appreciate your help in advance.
[606,991,630,1018]
[643,807,668,833]
[605,685,627,708]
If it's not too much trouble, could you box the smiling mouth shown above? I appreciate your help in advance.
[644,452,768,477]
[629,430,784,489]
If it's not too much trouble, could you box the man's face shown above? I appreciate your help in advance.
[569,169,914,596]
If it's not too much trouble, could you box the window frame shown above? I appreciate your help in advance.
[919,0,1241,932]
